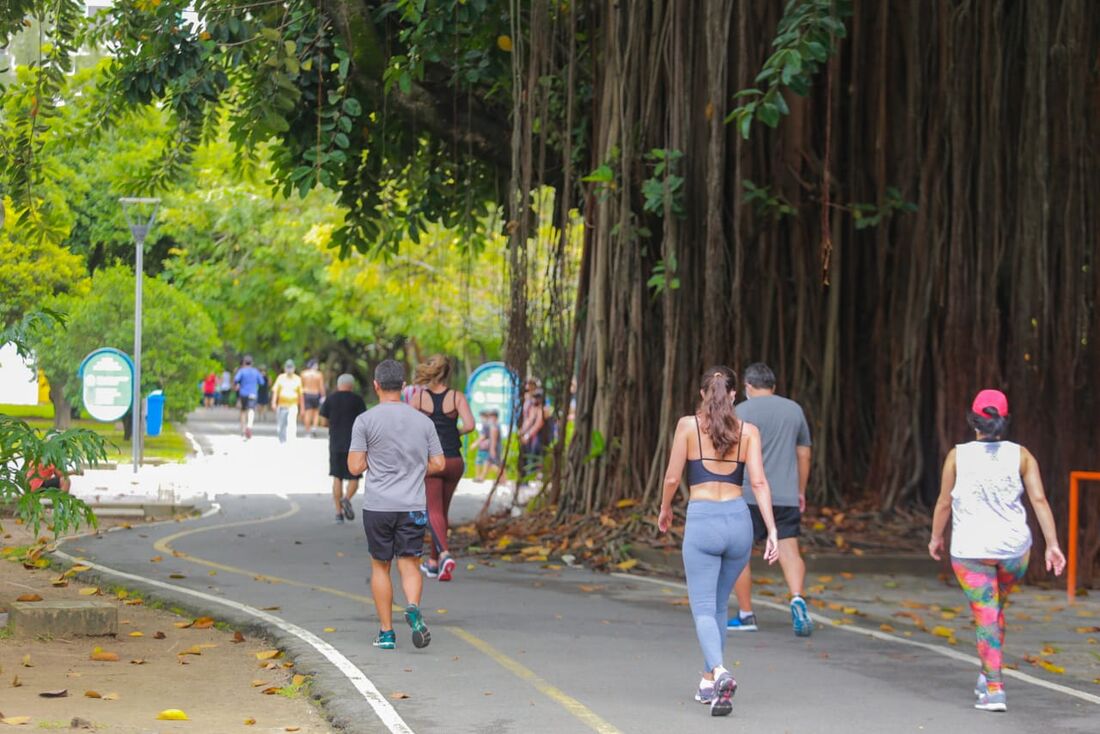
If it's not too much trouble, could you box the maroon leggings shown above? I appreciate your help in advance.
[426,457,464,560]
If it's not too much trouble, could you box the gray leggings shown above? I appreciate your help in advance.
[682,499,752,672]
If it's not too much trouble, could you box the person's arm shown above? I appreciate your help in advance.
[658,418,689,532]
[743,424,779,563]
[455,392,476,435]
[796,446,811,512]
[270,376,280,409]
[297,380,305,413]
[318,398,330,427]
[1020,448,1067,575]
[320,373,327,399]
[233,369,242,391]
[928,449,956,560]
[347,417,368,475]
[426,424,445,474]
[526,406,545,443]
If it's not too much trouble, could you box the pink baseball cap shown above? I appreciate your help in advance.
[971,389,1009,417]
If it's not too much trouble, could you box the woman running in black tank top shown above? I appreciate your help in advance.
[414,355,475,581]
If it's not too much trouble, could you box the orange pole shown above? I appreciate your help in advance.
[1068,473,1079,604]
[1066,471,1100,604]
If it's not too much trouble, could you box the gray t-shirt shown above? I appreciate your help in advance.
[736,394,812,507]
[348,402,443,512]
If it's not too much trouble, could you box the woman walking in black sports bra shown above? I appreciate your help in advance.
[659,366,779,717]
[414,355,475,581]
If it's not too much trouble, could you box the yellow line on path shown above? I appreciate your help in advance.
[447,626,624,734]
[152,502,623,732]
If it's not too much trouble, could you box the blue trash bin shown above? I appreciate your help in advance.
[145,390,165,437]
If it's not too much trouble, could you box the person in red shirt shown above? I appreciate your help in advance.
[26,464,70,493]
[202,372,218,408]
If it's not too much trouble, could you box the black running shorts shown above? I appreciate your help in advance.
[363,510,428,561]
[749,504,802,542]
[329,452,362,480]
[304,393,322,410]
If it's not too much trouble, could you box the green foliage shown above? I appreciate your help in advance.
[849,186,918,230]
[0,311,101,536]
[646,254,680,295]
[742,179,798,221]
[30,267,218,421]
[641,148,685,218]
[0,225,85,327]
[726,0,851,139]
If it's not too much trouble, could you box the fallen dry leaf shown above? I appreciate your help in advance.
[243,718,256,726]
[129,659,146,665]
[50,578,68,588]
[323,627,336,633]
[89,651,119,662]
[37,689,68,698]
[390,691,411,700]
[255,650,282,661]
[291,674,306,687]
[102,692,119,701]
[11,675,22,687]
[233,631,245,643]
[191,616,215,629]
[156,709,189,720]
[149,556,163,563]
[78,588,99,596]
[15,594,42,602]
[286,728,301,732]
[615,558,638,571]
[817,575,834,583]
[153,631,166,639]
[1075,626,1100,634]
[84,691,101,699]
[173,622,191,629]
[168,573,186,579]
[178,646,203,656]
[0,716,32,725]
[129,631,144,638]
[261,687,280,695]
[879,623,896,633]
[21,655,31,668]
[251,679,270,688]
[260,606,281,611]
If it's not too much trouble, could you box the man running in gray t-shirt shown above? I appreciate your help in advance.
[728,362,814,637]
[348,359,444,651]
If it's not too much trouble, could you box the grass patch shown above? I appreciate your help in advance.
[0,403,191,462]
[0,625,13,640]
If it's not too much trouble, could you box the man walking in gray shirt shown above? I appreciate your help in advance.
[728,362,814,637]
[348,359,445,650]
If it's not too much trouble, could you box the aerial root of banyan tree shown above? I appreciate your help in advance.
[502,1,1099,585]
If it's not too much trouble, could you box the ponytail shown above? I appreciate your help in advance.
[699,366,741,455]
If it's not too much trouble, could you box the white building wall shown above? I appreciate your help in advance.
[0,343,39,406]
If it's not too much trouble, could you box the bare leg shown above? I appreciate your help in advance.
[370,559,394,630]
[332,478,343,514]
[396,557,424,608]
[345,479,359,501]
[777,538,806,597]
[734,564,753,614]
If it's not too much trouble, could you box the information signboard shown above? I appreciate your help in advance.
[465,361,520,435]
[78,348,134,422]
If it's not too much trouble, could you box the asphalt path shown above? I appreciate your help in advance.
[61,414,1100,733]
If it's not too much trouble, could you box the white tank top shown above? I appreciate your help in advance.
[950,441,1032,559]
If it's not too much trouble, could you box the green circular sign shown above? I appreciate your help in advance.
[79,348,134,422]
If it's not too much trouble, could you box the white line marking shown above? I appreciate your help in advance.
[611,572,1100,706]
[183,430,203,455]
[54,509,415,734]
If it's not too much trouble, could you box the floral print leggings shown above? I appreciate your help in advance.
[951,554,1029,689]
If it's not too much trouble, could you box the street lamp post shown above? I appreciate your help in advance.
[119,198,160,474]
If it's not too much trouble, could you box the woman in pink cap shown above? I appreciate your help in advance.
[928,389,1066,713]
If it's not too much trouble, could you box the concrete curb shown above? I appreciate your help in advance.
[48,545,383,733]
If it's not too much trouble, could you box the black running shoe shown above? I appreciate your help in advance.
[341,497,355,520]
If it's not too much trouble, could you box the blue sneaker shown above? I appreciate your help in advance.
[791,597,813,637]
[974,673,987,698]
[373,629,396,650]
[727,612,758,631]
[404,604,431,649]
[975,689,1006,712]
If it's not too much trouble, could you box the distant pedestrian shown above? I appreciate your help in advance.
[301,359,326,437]
[202,372,217,408]
[412,354,475,582]
[517,384,546,488]
[233,355,265,440]
[728,362,814,637]
[256,364,271,423]
[474,409,503,482]
[271,360,304,443]
[658,366,779,717]
[217,368,232,406]
[348,359,444,651]
[321,374,367,524]
[929,389,1065,713]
